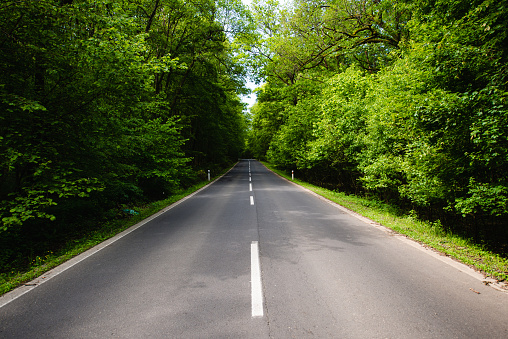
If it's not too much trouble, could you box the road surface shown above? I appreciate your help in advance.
[1,160,507,338]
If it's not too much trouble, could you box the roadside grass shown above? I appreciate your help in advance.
[2,162,507,296]
[263,162,508,283]
[0,177,218,296]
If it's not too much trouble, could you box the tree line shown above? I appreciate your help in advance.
[0,0,253,271]
[246,0,508,248]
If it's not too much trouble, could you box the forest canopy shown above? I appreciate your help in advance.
[0,0,254,268]
[246,0,508,243]
[1,0,508,272]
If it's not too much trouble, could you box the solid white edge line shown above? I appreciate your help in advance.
[0,163,239,309]
[250,196,254,205]
[251,241,264,317]
[261,162,508,293]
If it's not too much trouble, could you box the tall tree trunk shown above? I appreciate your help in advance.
[145,0,161,33]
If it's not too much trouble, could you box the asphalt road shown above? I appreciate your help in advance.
[1,160,507,338]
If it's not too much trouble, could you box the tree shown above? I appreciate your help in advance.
[0,0,254,261]
[247,0,508,241]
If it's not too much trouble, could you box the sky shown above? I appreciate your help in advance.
[241,0,258,109]
[240,0,258,110]
[238,0,288,110]
[240,80,258,110]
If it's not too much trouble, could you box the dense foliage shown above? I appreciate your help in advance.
[247,0,508,248]
[0,0,253,270]
[2,0,507,276]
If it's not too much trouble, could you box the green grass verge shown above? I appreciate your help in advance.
[263,162,508,283]
[0,174,222,296]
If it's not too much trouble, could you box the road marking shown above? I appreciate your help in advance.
[0,165,237,309]
[265,163,508,293]
[251,241,264,317]
[249,183,252,191]
[250,196,254,205]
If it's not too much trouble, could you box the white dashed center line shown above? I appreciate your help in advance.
[251,241,264,317]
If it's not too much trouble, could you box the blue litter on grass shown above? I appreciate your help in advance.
[123,209,139,215]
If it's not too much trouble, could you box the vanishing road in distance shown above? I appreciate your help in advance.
[1,160,507,338]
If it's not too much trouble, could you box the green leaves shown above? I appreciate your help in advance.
[455,179,508,217]
[0,0,251,235]
[248,0,508,230]
[1,172,104,230]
